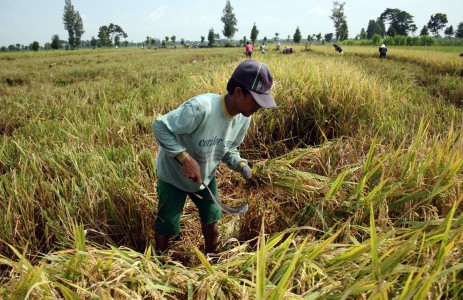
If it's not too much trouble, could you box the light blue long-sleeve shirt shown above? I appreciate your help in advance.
[152,93,250,193]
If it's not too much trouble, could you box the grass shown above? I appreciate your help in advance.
[1,45,463,298]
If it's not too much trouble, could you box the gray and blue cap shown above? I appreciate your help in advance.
[231,60,277,108]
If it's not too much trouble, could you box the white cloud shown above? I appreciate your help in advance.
[144,5,169,23]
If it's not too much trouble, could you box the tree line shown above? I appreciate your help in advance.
[2,0,463,52]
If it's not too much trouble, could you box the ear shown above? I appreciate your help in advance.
[233,86,244,96]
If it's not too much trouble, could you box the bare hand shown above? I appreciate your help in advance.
[181,156,202,185]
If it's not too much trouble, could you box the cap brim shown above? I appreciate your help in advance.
[249,90,277,108]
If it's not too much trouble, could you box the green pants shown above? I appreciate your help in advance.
[154,178,222,236]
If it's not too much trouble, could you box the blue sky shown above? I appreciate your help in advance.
[1,0,462,46]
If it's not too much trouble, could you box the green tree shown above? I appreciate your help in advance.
[380,8,417,36]
[307,34,314,42]
[221,0,238,40]
[90,37,97,49]
[107,23,128,44]
[366,19,385,39]
[378,18,386,37]
[200,36,205,44]
[250,23,259,44]
[98,23,127,47]
[98,26,111,47]
[164,36,169,46]
[51,34,61,50]
[420,25,429,36]
[324,33,334,42]
[427,13,448,36]
[359,28,367,39]
[145,36,152,48]
[330,1,349,41]
[208,28,215,47]
[316,33,322,43]
[63,0,84,49]
[30,41,39,51]
[171,35,176,46]
[455,22,463,38]
[444,25,454,38]
[386,26,399,37]
[293,27,302,44]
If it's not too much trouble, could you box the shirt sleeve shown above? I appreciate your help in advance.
[152,99,205,157]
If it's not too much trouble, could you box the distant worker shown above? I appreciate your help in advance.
[333,43,343,55]
[304,42,311,51]
[282,46,293,54]
[245,42,253,59]
[276,41,281,52]
[260,43,266,54]
[379,44,388,59]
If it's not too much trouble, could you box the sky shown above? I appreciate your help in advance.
[1,0,462,46]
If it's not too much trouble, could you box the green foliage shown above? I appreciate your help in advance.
[444,25,454,38]
[51,34,61,50]
[380,8,417,36]
[98,23,127,48]
[367,18,387,39]
[63,0,84,49]
[330,1,348,41]
[250,23,259,44]
[428,13,448,36]
[420,25,429,36]
[208,28,215,47]
[293,26,302,44]
[30,41,39,51]
[456,22,463,38]
[359,28,367,39]
[89,37,96,49]
[324,32,334,42]
[221,0,238,40]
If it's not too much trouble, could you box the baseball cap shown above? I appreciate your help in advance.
[231,60,276,108]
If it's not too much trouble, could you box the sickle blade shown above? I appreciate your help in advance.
[202,184,249,215]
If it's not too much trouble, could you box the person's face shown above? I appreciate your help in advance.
[240,91,262,117]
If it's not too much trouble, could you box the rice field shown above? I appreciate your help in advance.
[1,44,463,299]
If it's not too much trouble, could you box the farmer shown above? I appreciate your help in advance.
[283,46,293,54]
[333,43,344,55]
[304,42,311,52]
[379,44,387,59]
[152,60,277,255]
[245,42,253,59]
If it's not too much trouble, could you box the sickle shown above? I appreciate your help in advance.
[201,184,249,215]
